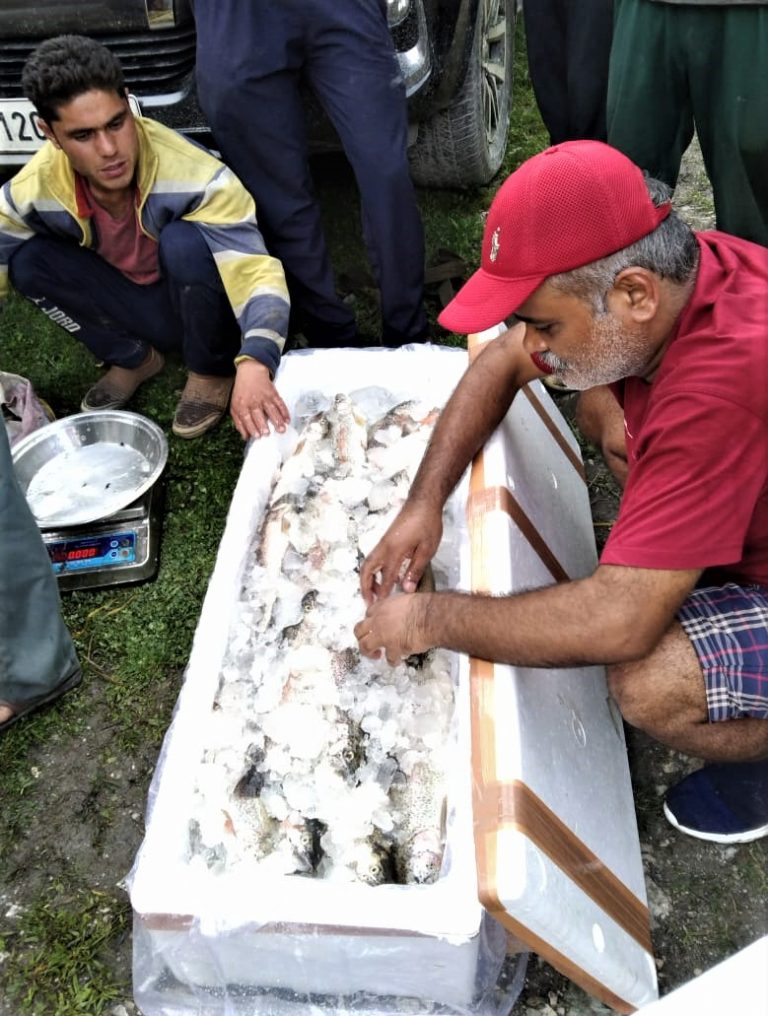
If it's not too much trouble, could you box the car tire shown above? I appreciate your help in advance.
[409,0,515,189]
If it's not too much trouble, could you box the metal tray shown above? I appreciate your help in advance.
[11,411,168,528]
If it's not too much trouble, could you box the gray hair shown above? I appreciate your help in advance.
[548,177,699,312]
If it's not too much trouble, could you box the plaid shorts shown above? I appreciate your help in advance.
[677,583,768,722]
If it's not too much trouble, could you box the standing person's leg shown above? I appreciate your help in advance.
[9,236,175,409]
[687,5,768,246]
[193,0,358,347]
[525,0,613,143]
[523,0,569,144]
[0,424,81,732]
[563,0,614,142]
[308,0,427,346]
[607,0,693,189]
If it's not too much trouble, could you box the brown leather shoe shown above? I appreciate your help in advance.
[172,372,234,439]
[81,347,165,411]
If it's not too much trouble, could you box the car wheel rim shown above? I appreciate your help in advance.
[481,0,508,146]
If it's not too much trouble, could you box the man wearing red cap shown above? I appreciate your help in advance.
[354,140,768,845]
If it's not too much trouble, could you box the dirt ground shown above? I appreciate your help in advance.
[1,141,766,1016]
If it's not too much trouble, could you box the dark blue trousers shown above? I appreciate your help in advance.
[9,221,240,375]
[193,0,427,346]
[524,0,614,144]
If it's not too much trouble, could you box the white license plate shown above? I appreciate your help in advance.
[0,98,47,159]
[0,94,143,164]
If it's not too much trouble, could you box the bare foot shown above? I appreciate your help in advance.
[0,704,15,725]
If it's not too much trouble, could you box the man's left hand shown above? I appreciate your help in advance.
[230,359,290,439]
[354,592,433,665]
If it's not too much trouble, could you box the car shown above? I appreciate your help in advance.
[0,0,515,187]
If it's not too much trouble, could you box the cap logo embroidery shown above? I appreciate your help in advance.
[489,226,501,263]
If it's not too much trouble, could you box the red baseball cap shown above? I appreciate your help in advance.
[438,141,672,334]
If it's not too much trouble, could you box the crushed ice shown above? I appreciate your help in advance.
[187,390,464,887]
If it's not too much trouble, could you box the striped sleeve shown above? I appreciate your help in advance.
[181,164,290,374]
[0,178,34,302]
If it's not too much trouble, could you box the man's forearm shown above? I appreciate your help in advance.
[418,564,698,668]
[419,584,630,668]
[409,332,529,509]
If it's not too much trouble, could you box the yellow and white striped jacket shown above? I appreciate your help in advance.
[0,115,289,374]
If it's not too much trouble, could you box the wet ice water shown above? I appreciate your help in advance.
[26,442,152,523]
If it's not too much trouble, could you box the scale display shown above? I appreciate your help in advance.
[47,531,138,573]
[38,479,164,591]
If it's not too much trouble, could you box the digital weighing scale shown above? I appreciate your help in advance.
[12,410,168,592]
[40,479,165,591]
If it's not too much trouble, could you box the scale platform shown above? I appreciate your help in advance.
[41,479,165,592]
[12,410,168,592]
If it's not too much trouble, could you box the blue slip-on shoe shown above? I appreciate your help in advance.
[663,759,768,844]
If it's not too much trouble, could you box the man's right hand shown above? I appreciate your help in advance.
[359,325,537,604]
[359,500,443,605]
[230,359,290,440]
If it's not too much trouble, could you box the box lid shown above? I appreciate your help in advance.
[466,328,658,1013]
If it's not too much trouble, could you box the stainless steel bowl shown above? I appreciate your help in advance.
[11,411,168,527]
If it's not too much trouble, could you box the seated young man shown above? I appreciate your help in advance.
[355,141,768,845]
[0,35,291,440]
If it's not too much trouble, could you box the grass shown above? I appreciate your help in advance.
[0,886,130,1016]
[0,20,547,1012]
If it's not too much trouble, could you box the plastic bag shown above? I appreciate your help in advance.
[1,370,54,447]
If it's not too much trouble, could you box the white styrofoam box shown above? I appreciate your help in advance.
[466,328,657,1012]
[129,345,514,1015]
[130,338,656,1015]
[636,936,767,1016]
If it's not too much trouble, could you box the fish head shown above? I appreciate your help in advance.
[329,714,365,777]
[406,850,442,884]
[284,817,321,871]
[299,415,331,447]
[234,764,265,798]
[398,829,444,885]
[352,841,393,886]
